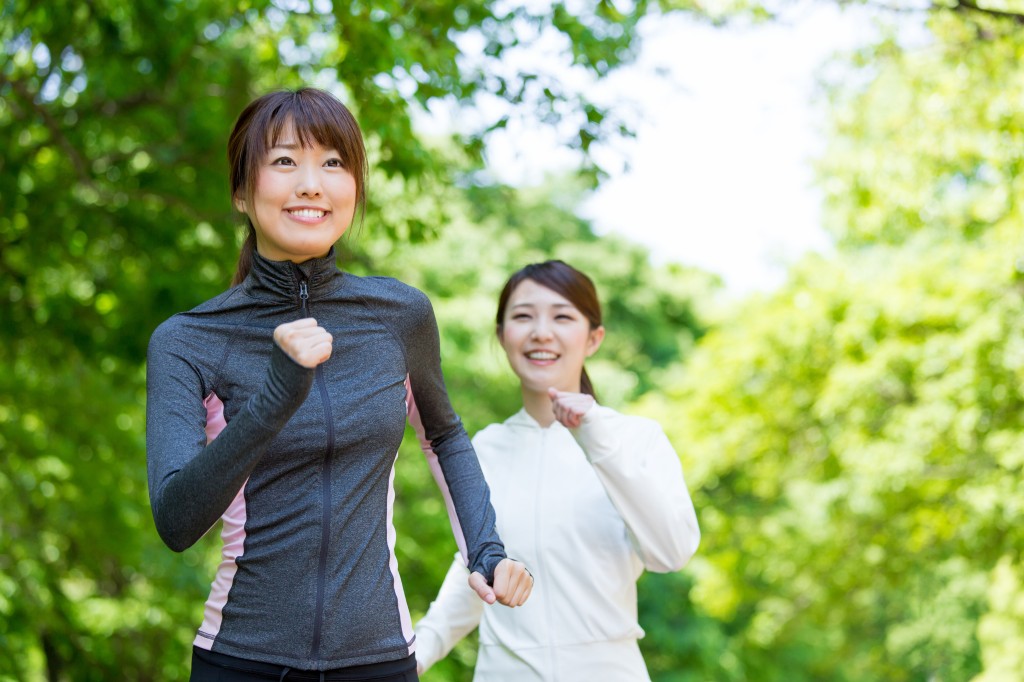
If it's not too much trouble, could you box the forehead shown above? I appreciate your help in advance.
[267,118,337,151]
[507,279,574,308]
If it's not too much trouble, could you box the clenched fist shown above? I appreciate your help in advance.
[548,387,594,429]
[468,558,534,607]
[274,318,333,368]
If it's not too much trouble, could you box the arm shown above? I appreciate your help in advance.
[553,393,699,572]
[414,554,485,674]
[406,377,466,560]
[146,322,316,551]
[401,293,507,582]
[407,379,534,607]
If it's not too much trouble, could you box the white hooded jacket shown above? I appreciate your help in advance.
[414,405,700,681]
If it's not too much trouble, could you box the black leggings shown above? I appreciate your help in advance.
[190,647,419,682]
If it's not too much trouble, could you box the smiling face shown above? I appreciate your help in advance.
[235,122,358,263]
[498,278,605,396]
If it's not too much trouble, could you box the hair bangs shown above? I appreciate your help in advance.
[266,92,362,173]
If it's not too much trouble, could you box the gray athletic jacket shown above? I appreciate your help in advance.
[146,248,505,670]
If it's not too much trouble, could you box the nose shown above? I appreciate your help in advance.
[530,319,553,341]
[295,165,323,198]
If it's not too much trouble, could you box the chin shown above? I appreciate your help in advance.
[521,380,555,396]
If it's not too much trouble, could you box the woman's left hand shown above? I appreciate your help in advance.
[548,388,595,429]
[468,558,534,607]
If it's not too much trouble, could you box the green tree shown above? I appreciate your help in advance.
[633,5,1024,680]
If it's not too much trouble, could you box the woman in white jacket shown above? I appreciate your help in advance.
[413,260,700,681]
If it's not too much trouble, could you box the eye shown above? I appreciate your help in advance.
[511,313,532,321]
[271,156,295,166]
[324,157,345,168]
[555,313,576,321]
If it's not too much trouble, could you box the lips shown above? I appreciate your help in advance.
[526,351,558,361]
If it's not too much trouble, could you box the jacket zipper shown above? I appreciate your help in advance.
[297,274,335,662]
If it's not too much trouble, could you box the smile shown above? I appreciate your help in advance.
[526,351,558,360]
[287,209,328,219]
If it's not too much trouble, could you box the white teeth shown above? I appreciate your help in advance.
[527,351,557,360]
[289,209,325,218]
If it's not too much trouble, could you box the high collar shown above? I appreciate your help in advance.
[505,405,610,431]
[506,408,561,431]
[242,247,344,304]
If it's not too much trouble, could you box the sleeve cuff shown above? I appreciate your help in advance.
[414,626,443,672]
[571,406,618,463]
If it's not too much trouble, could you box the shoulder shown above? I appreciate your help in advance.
[471,421,507,447]
[588,405,663,437]
[345,274,431,309]
[188,285,247,313]
[470,422,514,468]
[346,276,437,343]
[147,287,246,356]
[471,415,528,452]
[152,286,247,332]
[343,275,433,325]
[148,314,186,353]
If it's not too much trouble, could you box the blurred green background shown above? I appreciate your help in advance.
[2,0,1023,679]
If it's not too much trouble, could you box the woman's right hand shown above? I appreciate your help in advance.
[548,388,595,429]
[274,318,333,368]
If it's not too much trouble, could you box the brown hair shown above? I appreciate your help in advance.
[227,88,368,285]
[496,260,603,398]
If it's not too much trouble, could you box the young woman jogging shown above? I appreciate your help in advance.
[146,87,531,681]
[414,260,699,681]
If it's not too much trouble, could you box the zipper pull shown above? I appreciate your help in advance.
[299,281,309,316]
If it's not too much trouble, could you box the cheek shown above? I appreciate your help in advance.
[499,328,525,358]
[332,174,358,201]
[500,336,519,360]
[252,178,282,212]
[569,331,596,360]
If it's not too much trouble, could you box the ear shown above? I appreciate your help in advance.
[585,325,605,357]
[233,193,246,213]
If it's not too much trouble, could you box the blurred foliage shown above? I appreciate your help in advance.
[5,0,1024,680]
[624,4,1024,681]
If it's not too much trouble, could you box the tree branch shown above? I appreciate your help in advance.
[945,0,1024,23]
[0,74,209,222]
[0,73,95,185]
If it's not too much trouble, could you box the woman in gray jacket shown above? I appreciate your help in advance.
[146,88,532,681]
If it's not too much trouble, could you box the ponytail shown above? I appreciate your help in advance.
[231,225,257,286]
[580,366,597,401]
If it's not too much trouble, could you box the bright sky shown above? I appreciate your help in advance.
[410,2,894,293]
[473,2,886,294]
[587,9,854,294]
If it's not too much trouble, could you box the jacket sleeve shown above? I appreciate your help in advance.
[402,291,506,583]
[146,323,314,552]
[406,379,469,565]
[571,407,700,572]
[414,554,484,673]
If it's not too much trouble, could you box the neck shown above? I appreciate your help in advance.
[521,388,555,428]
